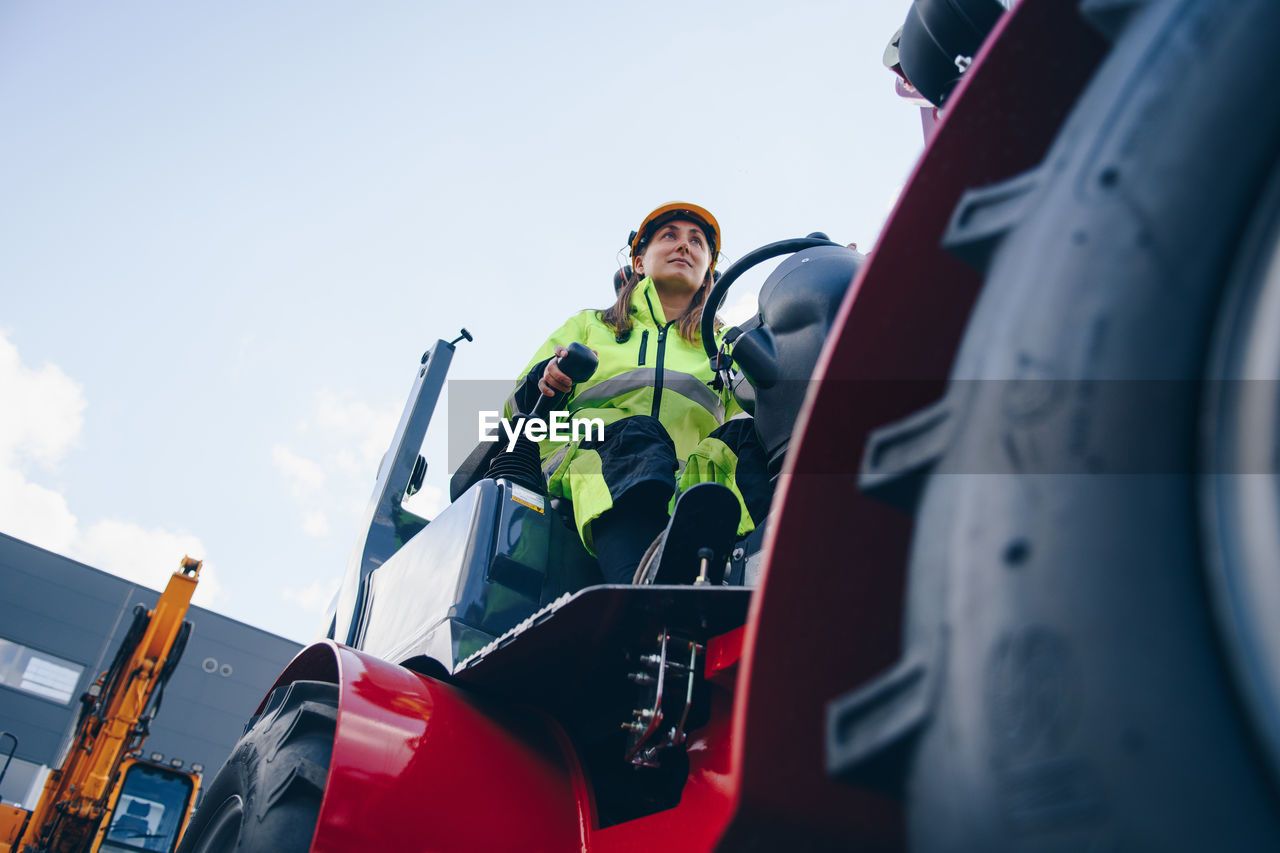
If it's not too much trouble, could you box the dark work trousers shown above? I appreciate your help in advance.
[583,416,678,584]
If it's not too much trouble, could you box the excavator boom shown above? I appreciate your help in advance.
[0,558,201,853]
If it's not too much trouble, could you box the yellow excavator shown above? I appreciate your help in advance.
[0,558,203,853]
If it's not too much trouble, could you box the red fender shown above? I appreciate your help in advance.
[267,640,745,852]
[266,642,586,852]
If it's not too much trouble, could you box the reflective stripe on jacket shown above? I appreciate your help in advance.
[504,276,738,493]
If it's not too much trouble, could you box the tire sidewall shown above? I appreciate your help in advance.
[905,1,1280,849]
[177,682,336,853]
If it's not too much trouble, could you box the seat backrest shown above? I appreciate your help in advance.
[110,802,150,839]
[734,245,862,472]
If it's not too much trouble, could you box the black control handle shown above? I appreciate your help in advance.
[530,342,598,419]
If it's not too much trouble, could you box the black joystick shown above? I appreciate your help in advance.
[529,342,598,418]
[487,342,599,495]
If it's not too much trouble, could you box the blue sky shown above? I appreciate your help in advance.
[2,1,925,642]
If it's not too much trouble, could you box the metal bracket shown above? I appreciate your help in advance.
[623,630,704,767]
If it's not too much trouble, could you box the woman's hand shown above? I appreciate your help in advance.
[538,344,598,396]
[538,345,576,397]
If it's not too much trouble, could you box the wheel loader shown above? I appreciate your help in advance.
[179,1,1280,849]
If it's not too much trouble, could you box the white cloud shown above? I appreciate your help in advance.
[272,390,404,542]
[313,390,399,471]
[74,520,224,607]
[0,466,78,554]
[719,288,760,327]
[301,510,330,538]
[332,448,361,476]
[281,576,340,615]
[0,333,84,469]
[271,444,326,494]
[0,332,84,554]
[0,332,222,608]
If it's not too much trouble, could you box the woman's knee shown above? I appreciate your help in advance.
[600,415,673,447]
[588,416,679,499]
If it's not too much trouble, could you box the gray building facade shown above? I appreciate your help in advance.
[0,533,302,808]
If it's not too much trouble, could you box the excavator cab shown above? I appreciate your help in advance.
[97,758,198,853]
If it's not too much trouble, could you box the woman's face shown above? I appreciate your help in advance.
[636,219,711,294]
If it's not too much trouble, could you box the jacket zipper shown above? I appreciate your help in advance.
[638,330,649,366]
[652,322,674,418]
[643,289,675,418]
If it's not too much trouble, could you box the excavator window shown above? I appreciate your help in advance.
[99,762,194,853]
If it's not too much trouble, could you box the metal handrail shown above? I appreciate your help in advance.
[0,730,17,791]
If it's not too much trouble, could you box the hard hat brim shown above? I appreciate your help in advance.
[630,202,721,268]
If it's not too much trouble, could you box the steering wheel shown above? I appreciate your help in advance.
[700,236,843,370]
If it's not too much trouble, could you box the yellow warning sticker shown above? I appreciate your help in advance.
[510,483,545,514]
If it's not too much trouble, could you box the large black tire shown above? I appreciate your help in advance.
[177,681,337,853]
[891,0,1280,849]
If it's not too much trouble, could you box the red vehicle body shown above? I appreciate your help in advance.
[181,1,1280,850]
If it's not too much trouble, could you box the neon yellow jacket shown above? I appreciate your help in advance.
[505,276,739,502]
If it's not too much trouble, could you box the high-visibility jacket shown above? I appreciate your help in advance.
[505,276,741,549]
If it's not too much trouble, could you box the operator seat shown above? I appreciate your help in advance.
[729,244,862,475]
[721,244,862,582]
[109,800,151,841]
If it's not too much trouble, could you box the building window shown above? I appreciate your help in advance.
[0,755,48,809]
[0,638,85,705]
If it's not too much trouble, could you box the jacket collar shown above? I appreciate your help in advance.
[632,276,671,327]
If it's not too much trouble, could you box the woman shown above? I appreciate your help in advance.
[505,202,769,583]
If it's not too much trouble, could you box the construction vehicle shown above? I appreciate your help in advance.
[179,0,1280,849]
[1,559,203,853]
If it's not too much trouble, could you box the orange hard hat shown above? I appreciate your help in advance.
[629,202,721,270]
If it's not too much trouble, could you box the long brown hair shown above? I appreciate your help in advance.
[599,269,716,343]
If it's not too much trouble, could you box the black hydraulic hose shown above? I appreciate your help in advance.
[701,237,842,359]
[156,619,190,686]
[77,605,150,735]
[104,606,150,693]
[143,620,192,734]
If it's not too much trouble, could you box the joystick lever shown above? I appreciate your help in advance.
[529,342,598,419]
